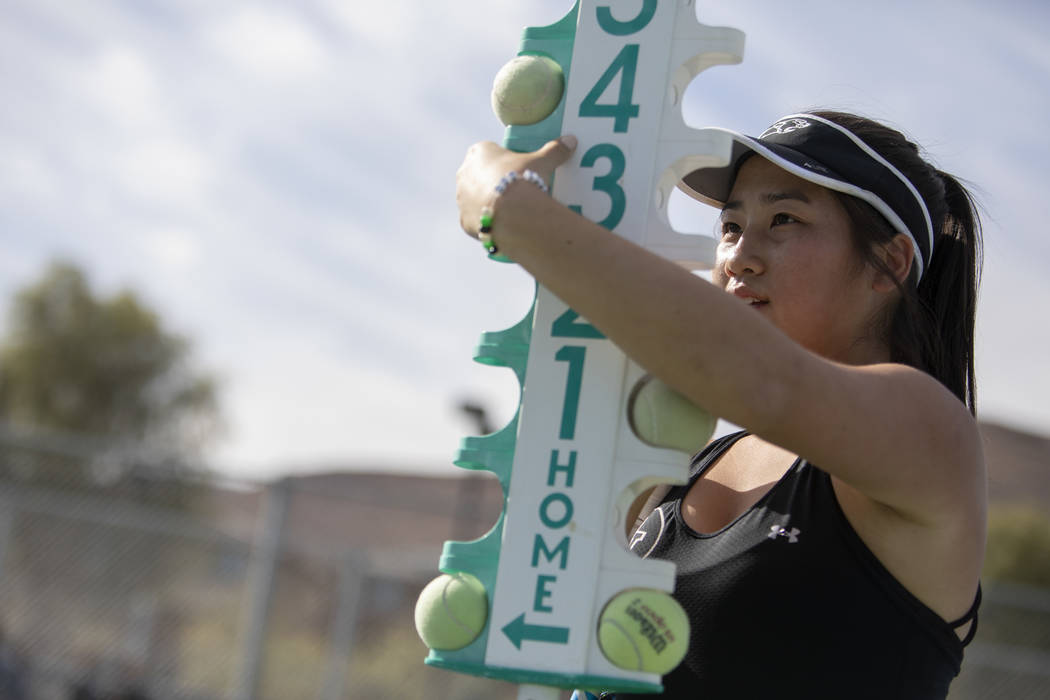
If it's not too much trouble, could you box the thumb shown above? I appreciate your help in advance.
[534,134,577,169]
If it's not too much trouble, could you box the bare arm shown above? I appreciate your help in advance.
[456,140,984,524]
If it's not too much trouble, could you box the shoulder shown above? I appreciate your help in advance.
[822,366,986,621]
[766,360,985,525]
[863,364,985,517]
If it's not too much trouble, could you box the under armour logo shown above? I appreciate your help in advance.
[760,117,811,139]
[768,525,800,543]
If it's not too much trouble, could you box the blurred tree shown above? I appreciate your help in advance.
[0,260,221,498]
[0,262,224,690]
[983,504,1050,588]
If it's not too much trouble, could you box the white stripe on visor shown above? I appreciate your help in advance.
[789,113,934,271]
[681,114,935,280]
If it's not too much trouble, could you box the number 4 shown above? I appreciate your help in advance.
[578,44,640,133]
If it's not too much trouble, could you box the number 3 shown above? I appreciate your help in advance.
[570,143,626,231]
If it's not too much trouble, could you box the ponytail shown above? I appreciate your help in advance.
[812,112,983,415]
[917,172,982,413]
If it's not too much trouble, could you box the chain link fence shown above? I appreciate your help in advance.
[1,429,1048,699]
[0,425,519,700]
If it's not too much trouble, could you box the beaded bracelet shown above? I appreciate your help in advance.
[479,169,550,255]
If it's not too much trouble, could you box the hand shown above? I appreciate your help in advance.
[455,136,577,238]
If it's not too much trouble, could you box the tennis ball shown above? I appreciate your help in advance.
[414,572,488,651]
[598,589,690,675]
[628,375,717,454]
[491,54,565,126]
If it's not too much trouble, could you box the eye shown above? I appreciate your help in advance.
[771,212,799,226]
[720,220,742,238]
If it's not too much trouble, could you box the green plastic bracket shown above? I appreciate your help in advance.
[425,0,583,686]
[424,655,662,695]
[472,303,534,382]
[504,0,580,154]
[487,2,579,267]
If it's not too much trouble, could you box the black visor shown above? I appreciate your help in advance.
[679,113,934,278]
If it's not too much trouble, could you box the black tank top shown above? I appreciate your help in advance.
[616,431,979,700]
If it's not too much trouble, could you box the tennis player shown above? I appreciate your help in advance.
[455,110,985,699]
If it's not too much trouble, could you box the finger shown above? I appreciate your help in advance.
[533,135,577,170]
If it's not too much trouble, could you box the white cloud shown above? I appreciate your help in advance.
[141,228,201,269]
[976,245,1050,434]
[114,139,215,204]
[204,7,327,80]
[3,0,1049,482]
[81,45,166,130]
[0,145,58,203]
[319,0,418,51]
[208,329,482,478]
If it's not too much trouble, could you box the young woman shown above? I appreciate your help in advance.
[455,111,985,699]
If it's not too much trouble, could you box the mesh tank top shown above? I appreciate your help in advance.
[614,431,979,700]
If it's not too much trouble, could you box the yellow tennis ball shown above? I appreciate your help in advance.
[414,572,488,651]
[628,375,717,454]
[598,589,690,675]
[491,54,565,126]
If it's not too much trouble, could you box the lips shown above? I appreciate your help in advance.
[729,285,768,306]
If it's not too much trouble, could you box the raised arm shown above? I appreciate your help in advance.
[456,138,985,526]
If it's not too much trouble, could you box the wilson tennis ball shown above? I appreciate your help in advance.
[628,375,717,454]
[598,589,690,675]
[491,54,565,126]
[414,572,488,651]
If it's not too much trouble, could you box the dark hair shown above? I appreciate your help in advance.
[811,111,982,415]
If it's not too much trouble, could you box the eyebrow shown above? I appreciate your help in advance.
[721,190,812,214]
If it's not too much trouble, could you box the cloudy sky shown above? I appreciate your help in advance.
[2,0,1048,481]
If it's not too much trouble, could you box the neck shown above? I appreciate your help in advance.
[841,334,893,366]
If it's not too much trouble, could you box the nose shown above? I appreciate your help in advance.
[720,228,765,279]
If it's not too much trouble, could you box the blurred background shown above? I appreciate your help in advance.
[1,0,1049,698]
